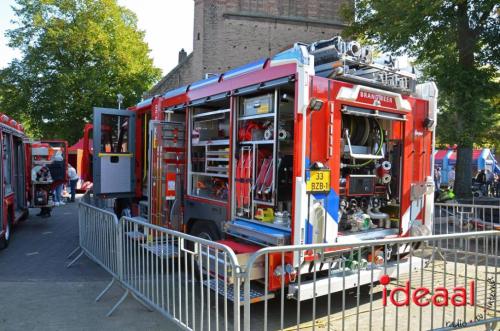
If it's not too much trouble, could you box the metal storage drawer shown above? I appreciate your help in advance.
[243,94,273,116]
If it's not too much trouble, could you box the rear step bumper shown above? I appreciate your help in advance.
[201,249,265,283]
[288,257,424,301]
[203,278,275,304]
[336,228,399,243]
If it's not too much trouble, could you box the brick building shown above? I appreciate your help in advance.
[148,0,349,96]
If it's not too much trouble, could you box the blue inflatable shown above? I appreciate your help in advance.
[434,148,499,184]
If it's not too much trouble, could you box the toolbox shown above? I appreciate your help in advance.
[243,94,274,116]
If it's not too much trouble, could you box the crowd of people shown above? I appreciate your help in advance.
[434,166,500,198]
[474,169,500,197]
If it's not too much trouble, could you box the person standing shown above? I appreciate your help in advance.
[494,173,500,197]
[50,151,65,206]
[485,170,494,196]
[476,170,487,195]
[68,164,79,202]
[448,167,455,190]
[434,167,441,190]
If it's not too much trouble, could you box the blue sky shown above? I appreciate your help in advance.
[0,0,194,75]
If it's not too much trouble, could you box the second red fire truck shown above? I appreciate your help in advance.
[89,37,438,298]
[0,112,67,249]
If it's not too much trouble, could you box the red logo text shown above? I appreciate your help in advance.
[380,274,475,307]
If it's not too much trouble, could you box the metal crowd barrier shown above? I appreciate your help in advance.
[241,231,499,331]
[119,216,241,331]
[67,193,120,277]
[67,192,128,311]
[71,193,499,331]
[69,193,242,330]
[434,202,500,234]
[434,202,500,255]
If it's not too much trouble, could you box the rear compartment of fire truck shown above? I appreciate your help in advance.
[284,109,413,302]
[338,111,404,241]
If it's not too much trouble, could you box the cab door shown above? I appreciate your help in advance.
[93,107,136,196]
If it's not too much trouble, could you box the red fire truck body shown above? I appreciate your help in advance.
[0,114,29,249]
[0,112,68,250]
[91,38,438,294]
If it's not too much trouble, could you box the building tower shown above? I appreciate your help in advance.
[149,0,349,95]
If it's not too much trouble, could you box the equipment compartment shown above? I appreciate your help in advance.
[188,101,230,202]
[232,87,294,233]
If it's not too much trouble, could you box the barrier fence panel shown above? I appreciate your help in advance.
[68,194,120,278]
[242,231,499,331]
[70,193,243,329]
[434,203,500,235]
[120,216,242,331]
[434,203,500,254]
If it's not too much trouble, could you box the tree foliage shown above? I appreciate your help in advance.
[343,0,499,197]
[0,0,161,143]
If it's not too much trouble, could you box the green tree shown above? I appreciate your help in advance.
[0,0,161,143]
[343,0,499,198]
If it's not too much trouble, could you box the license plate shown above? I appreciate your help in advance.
[306,170,330,193]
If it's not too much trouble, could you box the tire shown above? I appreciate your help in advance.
[187,220,221,279]
[0,220,11,250]
[189,220,221,242]
[114,198,131,218]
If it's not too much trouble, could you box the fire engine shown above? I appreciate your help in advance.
[0,112,68,250]
[89,37,438,298]
[0,114,29,249]
[29,140,68,208]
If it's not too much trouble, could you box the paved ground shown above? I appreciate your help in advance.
[0,197,179,331]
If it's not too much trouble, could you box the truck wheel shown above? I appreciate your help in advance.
[0,220,11,250]
[114,198,131,218]
[189,220,221,242]
[188,220,221,280]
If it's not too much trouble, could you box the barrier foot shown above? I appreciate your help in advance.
[67,246,81,259]
[96,278,115,302]
[107,289,130,317]
[131,292,154,312]
[66,251,84,268]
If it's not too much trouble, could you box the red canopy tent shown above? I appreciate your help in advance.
[69,137,91,153]
[68,137,92,182]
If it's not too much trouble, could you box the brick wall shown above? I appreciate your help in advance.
[148,0,349,96]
